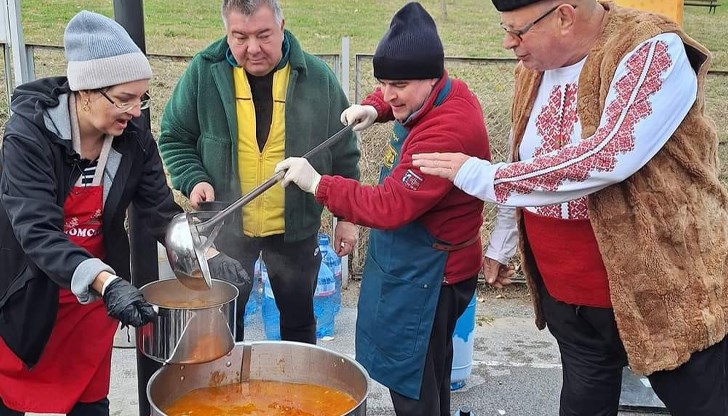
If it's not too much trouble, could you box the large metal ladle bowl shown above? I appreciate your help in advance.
[165,124,354,290]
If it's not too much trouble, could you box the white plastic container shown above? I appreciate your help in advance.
[451,294,477,390]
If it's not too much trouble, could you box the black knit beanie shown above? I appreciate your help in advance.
[492,0,547,12]
[373,2,444,80]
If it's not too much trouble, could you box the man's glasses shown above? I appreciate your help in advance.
[500,4,563,42]
[98,89,151,112]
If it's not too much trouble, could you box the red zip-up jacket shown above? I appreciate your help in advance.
[315,75,491,284]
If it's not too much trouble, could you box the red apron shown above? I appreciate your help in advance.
[0,136,118,413]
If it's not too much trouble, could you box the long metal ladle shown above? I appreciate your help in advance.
[165,124,355,290]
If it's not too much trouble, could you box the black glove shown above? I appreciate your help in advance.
[208,252,252,292]
[102,278,157,327]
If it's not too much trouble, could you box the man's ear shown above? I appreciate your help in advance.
[557,4,577,34]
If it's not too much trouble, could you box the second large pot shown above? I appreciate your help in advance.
[148,341,369,415]
[136,278,238,364]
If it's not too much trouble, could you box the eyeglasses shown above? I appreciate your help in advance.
[98,89,151,112]
[500,4,563,41]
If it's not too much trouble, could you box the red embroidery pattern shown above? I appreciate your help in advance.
[534,84,579,156]
[537,205,562,218]
[534,197,589,219]
[568,197,589,219]
[560,84,579,147]
[533,83,580,217]
[494,41,672,204]
[534,86,565,155]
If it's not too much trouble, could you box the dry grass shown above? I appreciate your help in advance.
[1,2,727,277]
[2,49,728,276]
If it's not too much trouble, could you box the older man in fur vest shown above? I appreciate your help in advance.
[413,1,728,415]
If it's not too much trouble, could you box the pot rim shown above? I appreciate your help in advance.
[147,341,371,415]
[139,278,238,310]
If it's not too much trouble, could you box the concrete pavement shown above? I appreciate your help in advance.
[103,310,566,415]
[31,287,667,415]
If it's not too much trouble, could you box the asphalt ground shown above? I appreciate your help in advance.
[29,283,667,416]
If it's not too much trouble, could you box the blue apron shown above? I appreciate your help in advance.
[355,79,452,400]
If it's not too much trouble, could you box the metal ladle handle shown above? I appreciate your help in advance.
[196,123,355,232]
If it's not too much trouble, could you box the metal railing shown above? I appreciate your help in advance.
[3,35,728,280]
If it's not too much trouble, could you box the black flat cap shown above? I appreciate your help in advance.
[492,0,547,12]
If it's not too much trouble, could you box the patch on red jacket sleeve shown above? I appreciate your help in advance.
[402,169,424,190]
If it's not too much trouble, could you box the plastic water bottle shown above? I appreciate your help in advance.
[314,259,336,339]
[319,233,342,313]
[259,258,281,340]
[243,262,260,326]
[314,234,337,339]
[451,294,477,390]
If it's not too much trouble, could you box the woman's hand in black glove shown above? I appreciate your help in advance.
[102,277,157,327]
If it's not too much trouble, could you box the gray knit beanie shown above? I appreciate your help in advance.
[64,10,152,91]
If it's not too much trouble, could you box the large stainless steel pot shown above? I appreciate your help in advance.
[136,279,238,364]
[148,341,369,415]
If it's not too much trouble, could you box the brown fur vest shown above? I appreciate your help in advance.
[510,2,728,374]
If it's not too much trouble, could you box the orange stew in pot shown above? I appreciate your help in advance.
[164,380,357,415]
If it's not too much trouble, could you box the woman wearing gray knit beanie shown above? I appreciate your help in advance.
[0,10,248,416]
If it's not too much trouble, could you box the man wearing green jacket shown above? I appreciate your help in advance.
[158,0,360,344]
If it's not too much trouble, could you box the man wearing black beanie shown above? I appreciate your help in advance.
[275,3,497,415]
[371,1,444,81]
[414,1,728,415]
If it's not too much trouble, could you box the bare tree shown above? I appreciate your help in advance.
[441,0,448,20]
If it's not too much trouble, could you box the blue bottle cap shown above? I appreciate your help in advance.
[318,232,330,245]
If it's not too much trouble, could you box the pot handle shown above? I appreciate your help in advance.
[166,310,197,364]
